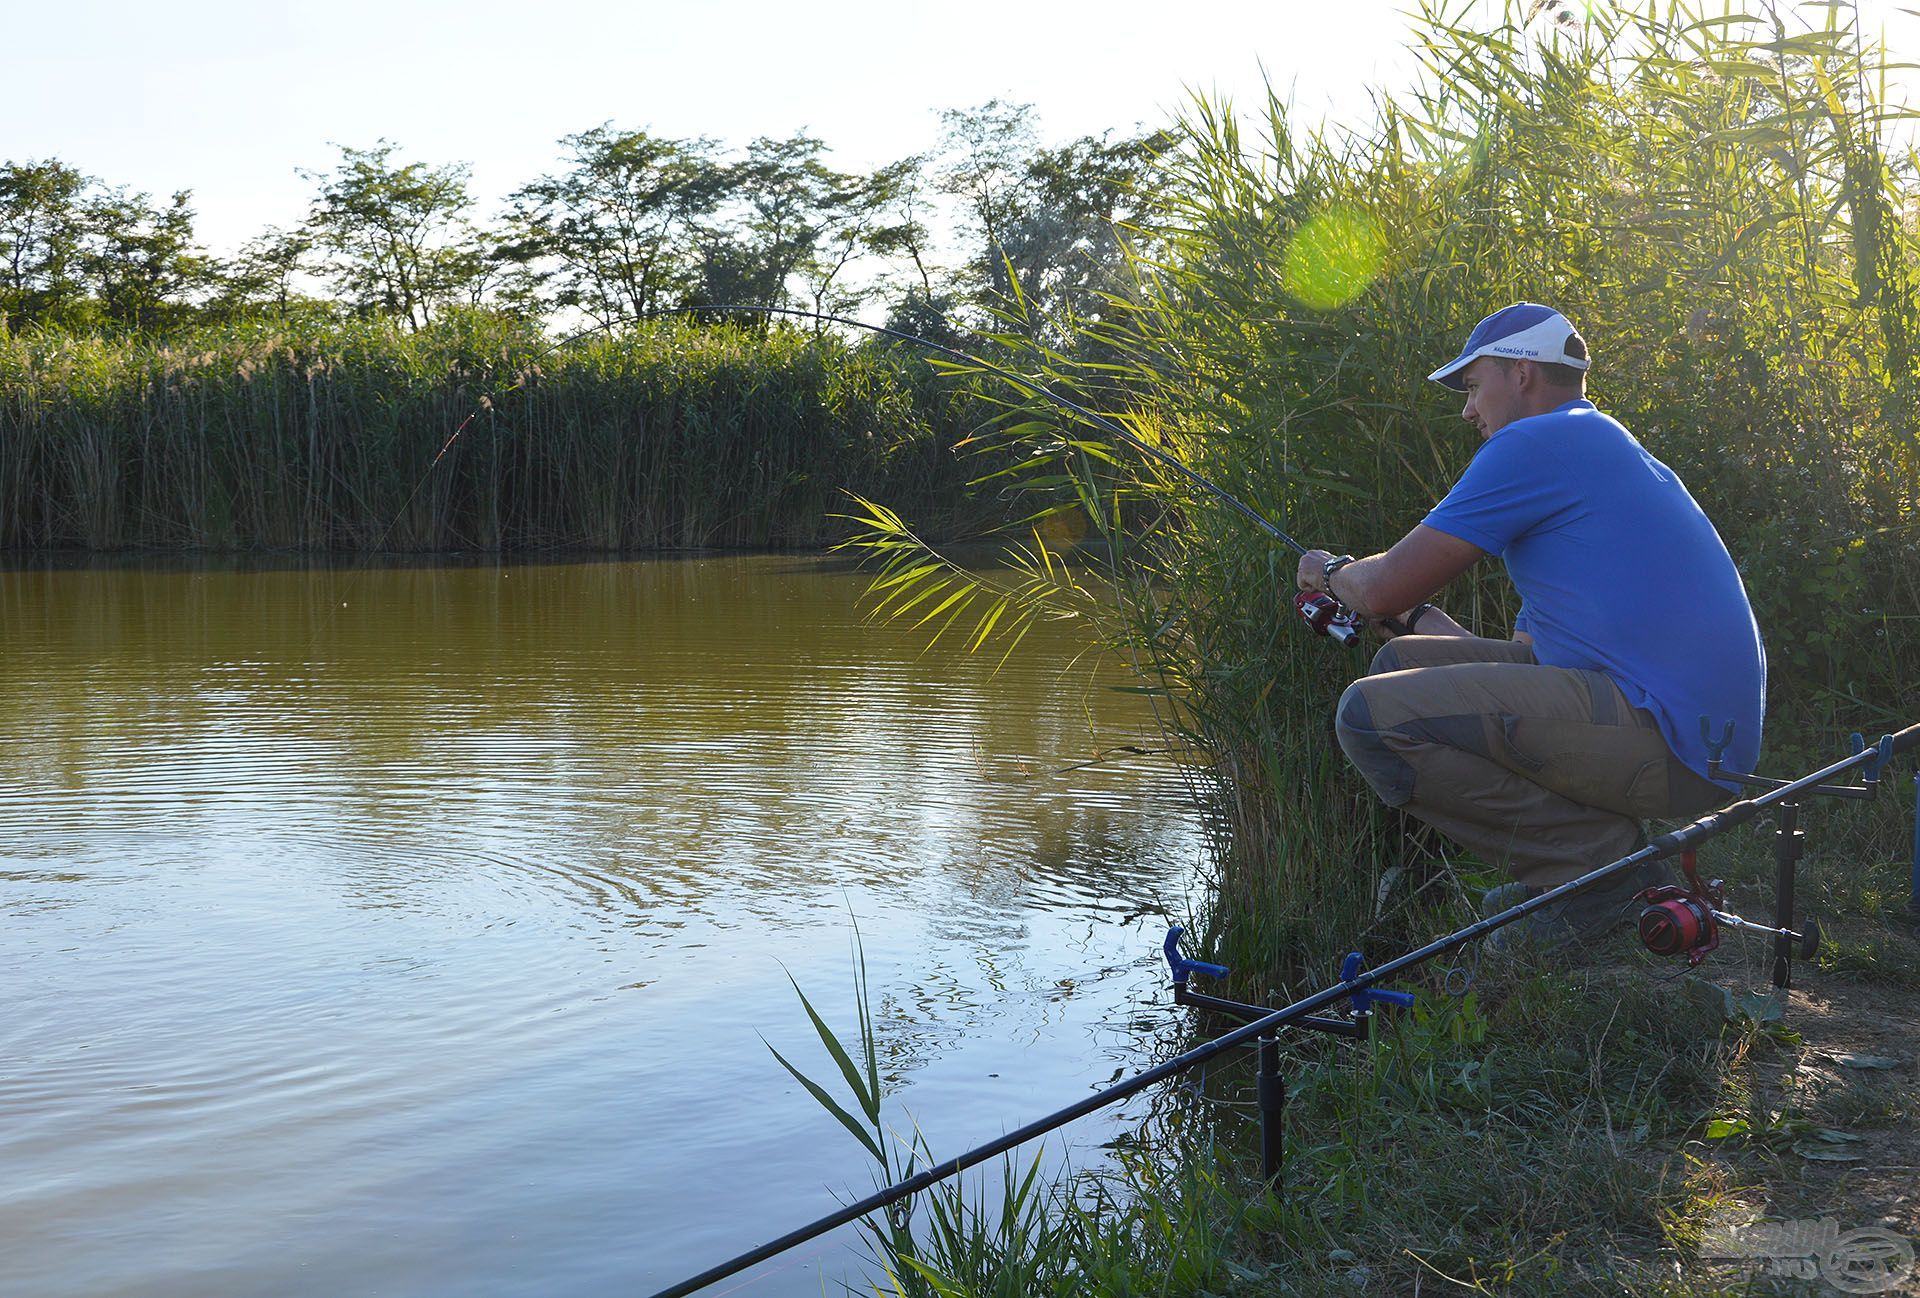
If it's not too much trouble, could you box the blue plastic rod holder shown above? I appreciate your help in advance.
[1702,717,1735,766]
[1163,926,1230,985]
[1340,952,1417,1015]
[1851,731,1894,786]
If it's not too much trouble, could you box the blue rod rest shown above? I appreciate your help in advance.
[1700,716,1736,765]
[1340,952,1416,1014]
[1164,926,1230,985]
[1851,731,1894,785]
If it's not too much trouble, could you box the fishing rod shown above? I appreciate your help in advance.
[399,301,1397,642]
[643,719,1919,1298]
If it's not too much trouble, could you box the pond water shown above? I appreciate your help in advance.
[0,554,1209,1297]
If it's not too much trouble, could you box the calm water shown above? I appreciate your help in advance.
[0,554,1207,1298]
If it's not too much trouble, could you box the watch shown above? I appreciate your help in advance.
[1322,554,1355,595]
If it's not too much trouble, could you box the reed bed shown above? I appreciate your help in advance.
[0,312,994,552]
[826,8,1920,1286]
[938,0,1920,984]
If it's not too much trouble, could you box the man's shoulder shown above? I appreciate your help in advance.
[1502,399,1611,436]
[1490,401,1635,459]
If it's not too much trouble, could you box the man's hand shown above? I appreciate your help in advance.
[1296,549,1339,594]
[1291,528,1484,618]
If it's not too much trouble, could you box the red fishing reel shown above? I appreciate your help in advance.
[1635,851,1820,966]
[1293,590,1364,647]
[1637,876,1722,964]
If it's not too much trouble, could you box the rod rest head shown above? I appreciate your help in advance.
[1164,926,1230,985]
[1340,951,1416,1013]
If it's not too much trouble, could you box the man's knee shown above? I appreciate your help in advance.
[1334,680,1413,805]
[1366,640,1403,676]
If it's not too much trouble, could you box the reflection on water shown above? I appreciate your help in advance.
[0,554,1205,1298]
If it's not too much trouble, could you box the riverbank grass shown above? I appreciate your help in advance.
[777,806,1919,1296]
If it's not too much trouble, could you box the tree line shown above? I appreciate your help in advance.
[0,104,1167,343]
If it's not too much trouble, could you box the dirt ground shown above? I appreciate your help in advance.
[1689,910,1920,1296]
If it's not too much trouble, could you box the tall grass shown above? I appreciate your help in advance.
[855,0,1920,986]
[726,6,1920,1294]
[0,311,998,552]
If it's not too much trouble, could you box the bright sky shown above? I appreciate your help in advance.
[15,0,1919,257]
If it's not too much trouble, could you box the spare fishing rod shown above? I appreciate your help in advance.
[397,301,1399,642]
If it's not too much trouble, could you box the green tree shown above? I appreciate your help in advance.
[862,155,937,297]
[931,103,1165,343]
[210,225,320,321]
[862,153,969,345]
[997,129,1167,335]
[933,99,1041,303]
[696,133,866,315]
[80,187,211,332]
[503,125,725,326]
[0,159,90,330]
[302,141,484,329]
[793,156,940,323]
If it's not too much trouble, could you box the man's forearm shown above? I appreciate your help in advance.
[1303,550,1401,616]
[1297,527,1484,618]
[1400,605,1470,637]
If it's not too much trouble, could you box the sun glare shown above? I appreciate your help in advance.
[1280,203,1386,310]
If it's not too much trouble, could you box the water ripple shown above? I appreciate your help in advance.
[0,555,1204,1298]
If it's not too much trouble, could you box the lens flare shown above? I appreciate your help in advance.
[1281,205,1386,310]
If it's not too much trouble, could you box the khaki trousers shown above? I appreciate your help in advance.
[1333,635,1727,887]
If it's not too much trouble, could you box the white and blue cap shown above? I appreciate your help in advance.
[1427,302,1589,391]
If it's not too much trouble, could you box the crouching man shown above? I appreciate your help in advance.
[1295,302,1766,952]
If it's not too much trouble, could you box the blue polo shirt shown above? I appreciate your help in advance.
[1422,400,1765,781]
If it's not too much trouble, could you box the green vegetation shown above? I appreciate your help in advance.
[0,103,1160,554]
[7,0,1916,1290]
[0,104,1159,337]
[810,0,1920,1293]
[867,0,1919,957]
[786,806,1920,1297]
[0,313,1005,550]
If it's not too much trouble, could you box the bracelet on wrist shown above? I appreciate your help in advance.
[1321,554,1355,595]
[1404,602,1436,633]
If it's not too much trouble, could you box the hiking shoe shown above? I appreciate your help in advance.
[1483,860,1670,957]
[1480,880,1538,916]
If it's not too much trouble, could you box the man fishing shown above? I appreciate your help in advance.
[1294,302,1766,952]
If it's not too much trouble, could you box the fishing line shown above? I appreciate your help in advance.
[1033,743,1176,777]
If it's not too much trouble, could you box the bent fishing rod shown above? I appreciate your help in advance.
[401,302,1397,641]
[645,718,1920,1298]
